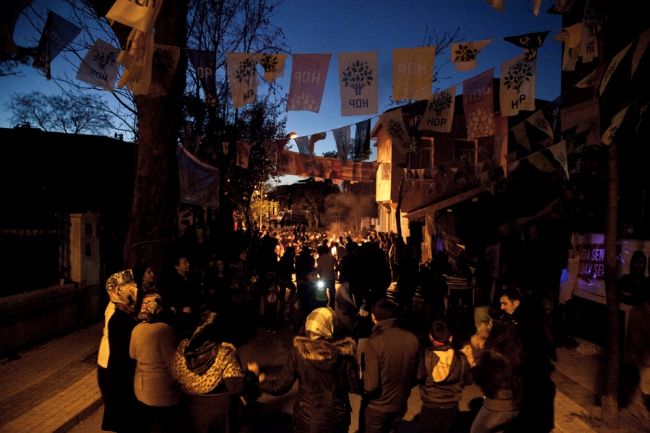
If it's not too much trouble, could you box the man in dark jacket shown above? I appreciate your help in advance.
[361,299,419,433]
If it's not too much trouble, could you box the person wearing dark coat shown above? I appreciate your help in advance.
[361,299,420,433]
[259,307,361,433]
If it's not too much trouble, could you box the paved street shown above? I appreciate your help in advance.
[2,317,649,433]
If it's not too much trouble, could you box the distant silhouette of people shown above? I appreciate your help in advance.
[619,250,650,306]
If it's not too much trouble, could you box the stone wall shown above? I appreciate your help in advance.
[0,284,105,357]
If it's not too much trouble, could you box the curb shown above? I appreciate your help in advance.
[53,397,102,433]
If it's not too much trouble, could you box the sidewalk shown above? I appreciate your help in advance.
[0,323,102,433]
[0,322,648,433]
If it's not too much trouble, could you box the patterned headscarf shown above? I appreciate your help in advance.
[138,293,164,322]
[305,307,335,340]
[106,269,138,314]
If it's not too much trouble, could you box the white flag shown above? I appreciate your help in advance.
[548,141,569,178]
[554,22,584,71]
[451,40,492,72]
[525,110,554,138]
[76,39,119,91]
[500,54,536,116]
[339,51,378,116]
[106,0,163,33]
[227,53,258,108]
[419,86,456,133]
[380,109,410,154]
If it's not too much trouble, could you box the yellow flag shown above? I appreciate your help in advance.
[393,47,436,101]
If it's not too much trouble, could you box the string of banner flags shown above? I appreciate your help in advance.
[29,0,650,185]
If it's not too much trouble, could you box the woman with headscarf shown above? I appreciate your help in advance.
[130,293,180,433]
[170,311,259,433]
[258,307,361,433]
[98,269,141,433]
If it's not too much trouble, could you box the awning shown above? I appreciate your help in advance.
[406,186,484,220]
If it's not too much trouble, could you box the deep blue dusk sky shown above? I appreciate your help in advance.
[1,0,564,178]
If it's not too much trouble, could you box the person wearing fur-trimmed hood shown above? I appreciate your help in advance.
[259,307,361,433]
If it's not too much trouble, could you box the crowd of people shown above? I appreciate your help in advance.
[96,225,649,433]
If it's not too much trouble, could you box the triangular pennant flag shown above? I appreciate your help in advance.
[500,54,536,116]
[106,0,163,33]
[258,53,287,81]
[512,122,531,152]
[380,109,410,154]
[149,44,180,96]
[560,98,600,146]
[504,31,549,61]
[339,51,378,116]
[554,22,584,71]
[526,109,554,138]
[575,70,598,88]
[236,141,251,168]
[601,105,630,145]
[309,132,327,155]
[33,11,81,79]
[548,141,569,178]
[294,136,311,155]
[333,126,351,160]
[599,42,633,96]
[451,40,491,72]
[287,53,331,112]
[177,145,219,209]
[463,68,495,139]
[76,39,120,91]
[527,151,556,172]
[632,27,650,77]
[354,119,371,159]
[507,159,521,175]
[188,49,216,106]
[226,53,258,108]
[419,86,456,133]
[393,46,436,101]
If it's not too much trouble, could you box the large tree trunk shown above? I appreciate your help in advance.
[122,0,188,271]
[602,141,620,428]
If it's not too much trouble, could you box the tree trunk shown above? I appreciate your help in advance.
[602,140,620,429]
[122,0,188,272]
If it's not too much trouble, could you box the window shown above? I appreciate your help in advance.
[410,138,433,169]
[453,139,477,165]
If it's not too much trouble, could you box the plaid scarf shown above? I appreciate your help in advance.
[305,307,335,340]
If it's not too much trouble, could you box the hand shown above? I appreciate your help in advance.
[247,362,260,375]
[258,372,266,383]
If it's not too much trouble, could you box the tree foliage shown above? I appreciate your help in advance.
[269,179,340,228]
[7,90,115,134]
